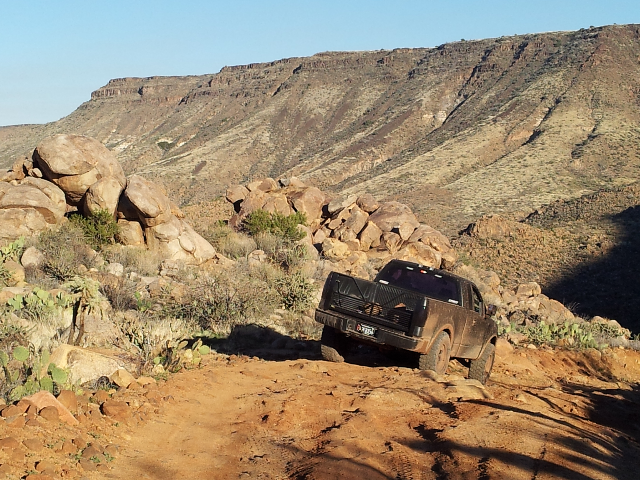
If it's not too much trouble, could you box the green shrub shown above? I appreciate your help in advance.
[70,210,119,249]
[243,210,307,242]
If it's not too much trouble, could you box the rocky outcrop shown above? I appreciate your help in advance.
[0,134,216,266]
[226,177,458,278]
[33,134,126,205]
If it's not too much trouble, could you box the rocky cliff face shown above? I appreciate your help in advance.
[2,24,640,232]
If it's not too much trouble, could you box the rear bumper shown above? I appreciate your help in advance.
[315,308,420,351]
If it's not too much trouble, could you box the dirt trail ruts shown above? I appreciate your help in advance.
[103,347,640,480]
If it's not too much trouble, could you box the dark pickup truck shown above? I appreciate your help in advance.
[315,259,498,383]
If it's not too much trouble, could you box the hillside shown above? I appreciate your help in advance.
[1,24,640,232]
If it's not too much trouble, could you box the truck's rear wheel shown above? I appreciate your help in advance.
[418,331,451,374]
[469,343,495,385]
[320,326,347,363]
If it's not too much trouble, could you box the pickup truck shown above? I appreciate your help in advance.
[315,259,498,383]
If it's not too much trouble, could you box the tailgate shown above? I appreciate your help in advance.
[325,273,426,333]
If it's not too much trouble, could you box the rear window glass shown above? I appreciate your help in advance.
[374,264,460,304]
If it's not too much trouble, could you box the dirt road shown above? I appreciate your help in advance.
[102,341,640,480]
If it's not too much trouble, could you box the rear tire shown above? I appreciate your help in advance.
[418,331,451,374]
[469,343,495,385]
[320,326,348,363]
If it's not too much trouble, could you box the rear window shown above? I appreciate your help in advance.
[374,264,460,304]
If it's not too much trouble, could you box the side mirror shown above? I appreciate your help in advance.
[485,304,497,317]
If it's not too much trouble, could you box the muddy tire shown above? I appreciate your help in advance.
[320,326,347,363]
[418,331,451,374]
[469,343,495,385]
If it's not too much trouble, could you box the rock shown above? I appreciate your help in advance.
[33,134,126,204]
[408,225,452,253]
[395,243,442,268]
[0,183,65,224]
[146,216,216,265]
[397,222,416,241]
[1,405,23,417]
[337,206,369,237]
[463,214,517,240]
[101,400,130,421]
[84,176,124,216]
[0,208,50,241]
[262,193,292,216]
[110,369,136,389]
[50,345,125,385]
[289,187,325,222]
[440,250,458,270]
[368,201,419,233]
[247,177,278,193]
[356,193,379,213]
[0,437,20,449]
[516,282,542,298]
[358,221,383,250]
[312,228,327,245]
[20,177,67,216]
[382,232,403,254]
[56,390,78,413]
[327,194,358,215]
[321,238,350,260]
[20,246,45,269]
[25,391,78,425]
[22,438,43,451]
[105,262,124,277]
[237,190,267,218]
[226,184,249,204]
[123,175,172,227]
[116,219,145,246]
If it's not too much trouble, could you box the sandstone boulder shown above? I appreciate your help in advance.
[395,243,442,268]
[327,194,358,215]
[124,175,172,227]
[116,219,145,246]
[0,184,65,224]
[21,246,45,269]
[262,193,292,216]
[0,208,49,241]
[321,238,350,260]
[146,216,216,265]
[356,193,379,213]
[50,345,127,384]
[33,134,125,204]
[247,177,278,193]
[84,176,124,216]
[408,225,452,253]
[368,201,419,232]
[226,184,249,204]
[289,187,325,222]
[358,221,383,250]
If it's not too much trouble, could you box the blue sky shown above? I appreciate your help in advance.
[1,0,638,126]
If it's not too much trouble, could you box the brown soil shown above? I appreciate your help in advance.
[94,342,640,480]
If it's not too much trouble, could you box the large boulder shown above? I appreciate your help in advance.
[84,176,124,216]
[146,216,216,264]
[367,201,419,233]
[116,219,145,246]
[123,175,172,227]
[33,134,126,204]
[0,183,65,224]
[289,187,326,222]
[49,345,128,385]
[0,208,50,241]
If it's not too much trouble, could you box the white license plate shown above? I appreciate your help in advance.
[356,323,376,337]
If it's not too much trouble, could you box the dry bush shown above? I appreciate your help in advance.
[36,223,97,282]
[100,276,139,312]
[203,223,257,259]
[254,232,309,271]
[102,245,161,276]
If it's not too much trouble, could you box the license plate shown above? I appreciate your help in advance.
[356,323,376,337]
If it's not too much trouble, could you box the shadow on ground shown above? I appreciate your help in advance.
[202,323,420,369]
[545,205,640,332]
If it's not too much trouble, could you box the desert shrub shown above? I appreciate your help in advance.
[254,232,309,271]
[203,223,257,259]
[0,264,11,287]
[272,271,317,312]
[100,277,139,312]
[36,223,96,282]
[162,268,277,335]
[102,245,161,276]
[4,287,72,325]
[69,209,119,249]
[243,210,307,242]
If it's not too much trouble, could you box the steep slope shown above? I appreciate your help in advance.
[2,24,640,231]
